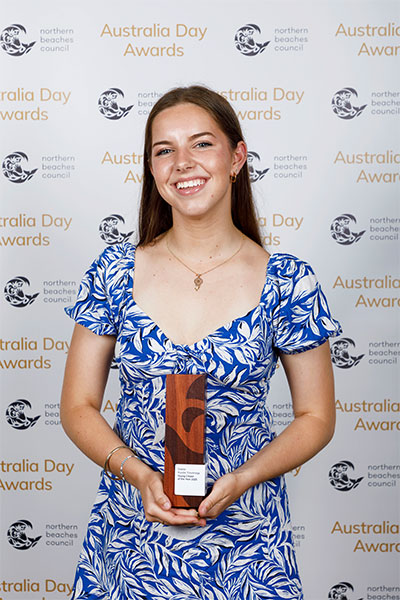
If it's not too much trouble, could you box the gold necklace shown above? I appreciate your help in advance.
[166,233,245,291]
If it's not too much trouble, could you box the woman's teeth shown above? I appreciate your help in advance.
[176,179,205,189]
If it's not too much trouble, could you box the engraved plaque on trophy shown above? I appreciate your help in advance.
[164,373,206,508]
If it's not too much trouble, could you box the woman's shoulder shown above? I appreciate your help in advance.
[264,252,342,351]
[85,240,136,291]
[267,252,316,280]
[262,252,320,306]
[97,239,136,263]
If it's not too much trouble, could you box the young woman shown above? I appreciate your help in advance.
[61,85,341,599]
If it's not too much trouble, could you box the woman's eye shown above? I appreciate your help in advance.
[155,148,172,156]
[196,141,212,148]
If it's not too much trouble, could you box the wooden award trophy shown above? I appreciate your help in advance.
[164,373,206,508]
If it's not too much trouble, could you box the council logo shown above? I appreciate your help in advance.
[330,338,364,368]
[328,581,363,599]
[98,88,133,120]
[331,87,367,120]
[329,461,364,492]
[0,24,36,56]
[247,151,269,182]
[2,152,38,183]
[99,214,133,244]
[234,24,270,56]
[4,276,39,308]
[330,214,366,245]
[7,520,41,550]
[6,399,40,430]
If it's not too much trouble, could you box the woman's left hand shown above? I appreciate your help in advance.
[197,470,250,520]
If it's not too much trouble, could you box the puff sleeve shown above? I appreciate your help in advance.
[269,254,342,354]
[65,243,132,336]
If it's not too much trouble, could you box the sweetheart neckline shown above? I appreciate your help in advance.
[128,243,275,349]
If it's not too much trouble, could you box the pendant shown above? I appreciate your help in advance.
[194,274,203,291]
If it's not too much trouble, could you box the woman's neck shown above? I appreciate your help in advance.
[165,214,242,263]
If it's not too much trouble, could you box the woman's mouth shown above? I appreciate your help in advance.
[175,178,206,193]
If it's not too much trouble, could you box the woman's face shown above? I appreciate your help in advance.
[149,103,246,220]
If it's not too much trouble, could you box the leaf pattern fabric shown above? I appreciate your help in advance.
[65,241,341,600]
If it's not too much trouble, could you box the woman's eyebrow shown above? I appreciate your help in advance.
[152,131,216,149]
[190,131,216,140]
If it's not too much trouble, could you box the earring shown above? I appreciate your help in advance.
[230,173,237,183]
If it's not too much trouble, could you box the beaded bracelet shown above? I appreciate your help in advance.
[104,445,135,480]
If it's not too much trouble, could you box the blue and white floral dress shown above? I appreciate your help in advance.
[65,241,341,600]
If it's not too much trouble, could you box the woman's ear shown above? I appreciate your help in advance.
[231,141,247,175]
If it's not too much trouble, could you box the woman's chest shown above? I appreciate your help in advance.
[132,247,270,348]
[115,303,277,388]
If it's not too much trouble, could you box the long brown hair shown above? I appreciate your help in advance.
[138,85,262,247]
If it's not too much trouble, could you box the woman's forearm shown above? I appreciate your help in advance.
[197,408,334,520]
[60,324,154,488]
[233,411,335,492]
[234,343,336,493]
[60,403,153,487]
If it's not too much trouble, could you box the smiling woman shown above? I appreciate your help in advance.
[61,85,341,600]
[138,85,261,247]
[149,103,245,224]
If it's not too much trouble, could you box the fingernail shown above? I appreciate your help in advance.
[162,501,171,510]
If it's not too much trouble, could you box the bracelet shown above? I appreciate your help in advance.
[104,445,132,480]
[120,454,136,481]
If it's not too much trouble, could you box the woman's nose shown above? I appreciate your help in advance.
[175,148,193,171]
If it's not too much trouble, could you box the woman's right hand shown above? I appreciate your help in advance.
[132,466,206,527]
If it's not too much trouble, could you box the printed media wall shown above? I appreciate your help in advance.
[0,1,399,598]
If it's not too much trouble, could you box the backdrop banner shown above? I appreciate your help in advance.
[0,1,399,599]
